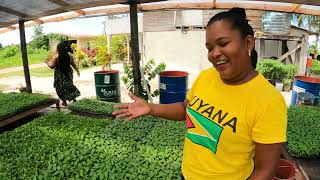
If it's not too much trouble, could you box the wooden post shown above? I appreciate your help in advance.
[129,2,142,96]
[126,34,130,64]
[260,39,265,58]
[19,20,32,93]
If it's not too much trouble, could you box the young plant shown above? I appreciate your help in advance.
[121,59,166,101]
[68,98,117,115]
[287,106,320,158]
[0,92,53,119]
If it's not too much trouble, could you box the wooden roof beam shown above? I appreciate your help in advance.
[32,19,43,24]
[212,0,216,8]
[74,9,86,15]
[6,26,16,30]
[48,0,86,15]
[0,6,28,17]
[291,4,301,12]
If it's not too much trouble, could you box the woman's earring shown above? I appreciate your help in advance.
[248,50,251,57]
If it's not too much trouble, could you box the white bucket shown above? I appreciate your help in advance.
[275,82,284,91]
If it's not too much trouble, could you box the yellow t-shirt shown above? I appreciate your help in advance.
[182,68,287,180]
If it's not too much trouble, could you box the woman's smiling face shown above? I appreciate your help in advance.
[206,19,253,82]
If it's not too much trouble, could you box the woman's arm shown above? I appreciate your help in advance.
[70,55,80,76]
[45,55,57,69]
[149,100,188,121]
[249,142,284,180]
[113,93,188,121]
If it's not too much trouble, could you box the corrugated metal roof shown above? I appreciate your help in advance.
[0,0,166,28]
[1,0,320,34]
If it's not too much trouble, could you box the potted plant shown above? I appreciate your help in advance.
[256,58,287,87]
[282,78,292,92]
[121,59,166,102]
[283,64,297,91]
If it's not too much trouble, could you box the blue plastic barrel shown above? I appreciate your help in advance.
[159,71,188,104]
[291,76,320,106]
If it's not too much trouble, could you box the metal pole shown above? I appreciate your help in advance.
[19,20,32,93]
[129,2,142,96]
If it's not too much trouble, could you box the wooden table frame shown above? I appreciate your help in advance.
[281,147,310,180]
[0,99,60,128]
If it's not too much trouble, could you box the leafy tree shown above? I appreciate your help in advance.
[0,43,3,49]
[47,33,68,42]
[295,14,320,50]
[29,25,49,50]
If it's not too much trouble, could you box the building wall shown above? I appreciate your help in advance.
[143,10,263,32]
[289,28,309,74]
[143,31,211,83]
[143,11,175,32]
[256,28,309,74]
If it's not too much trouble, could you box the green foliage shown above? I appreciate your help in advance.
[308,44,318,54]
[29,35,49,50]
[110,35,127,63]
[0,48,49,69]
[283,64,298,79]
[0,43,3,49]
[29,26,68,51]
[122,59,166,101]
[0,92,53,120]
[287,106,320,158]
[47,33,68,42]
[0,112,185,178]
[0,45,19,58]
[310,59,320,75]
[256,59,296,81]
[68,98,117,115]
[295,14,320,51]
[90,35,110,67]
[71,43,88,68]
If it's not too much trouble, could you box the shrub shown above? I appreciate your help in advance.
[90,35,111,68]
[0,45,19,58]
[256,59,292,81]
[110,35,127,63]
[71,43,89,68]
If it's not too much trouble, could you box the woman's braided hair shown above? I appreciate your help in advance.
[207,7,258,69]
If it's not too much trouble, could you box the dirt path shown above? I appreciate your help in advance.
[0,63,47,75]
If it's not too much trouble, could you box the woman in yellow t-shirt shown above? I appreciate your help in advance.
[113,8,287,180]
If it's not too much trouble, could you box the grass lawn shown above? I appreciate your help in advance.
[0,50,49,69]
[0,67,53,78]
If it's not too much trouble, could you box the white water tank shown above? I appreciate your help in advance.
[262,12,291,34]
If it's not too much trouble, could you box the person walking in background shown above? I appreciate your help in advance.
[113,8,287,180]
[306,55,313,76]
[45,42,80,106]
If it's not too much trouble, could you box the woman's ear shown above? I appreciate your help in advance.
[246,35,254,51]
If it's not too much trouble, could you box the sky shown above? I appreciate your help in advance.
[0,16,107,47]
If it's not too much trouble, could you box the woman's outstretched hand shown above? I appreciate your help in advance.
[112,93,151,121]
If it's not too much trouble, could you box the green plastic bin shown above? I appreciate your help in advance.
[94,70,120,103]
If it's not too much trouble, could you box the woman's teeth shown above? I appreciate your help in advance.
[216,60,228,65]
